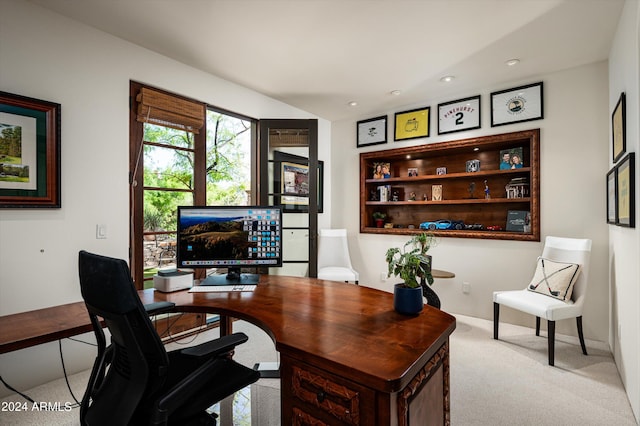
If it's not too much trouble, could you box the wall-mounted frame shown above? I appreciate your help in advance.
[273,151,323,213]
[437,95,481,135]
[0,91,61,208]
[357,115,387,147]
[615,152,635,228]
[394,106,430,141]
[491,82,543,127]
[612,92,626,163]
[606,166,617,224]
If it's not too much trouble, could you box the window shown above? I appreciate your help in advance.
[130,82,255,288]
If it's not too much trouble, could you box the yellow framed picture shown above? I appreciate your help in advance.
[394,106,430,141]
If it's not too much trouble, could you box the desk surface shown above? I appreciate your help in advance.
[144,276,456,393]
[1,276,456,393]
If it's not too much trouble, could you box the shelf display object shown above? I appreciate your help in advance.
[360,129,540,241]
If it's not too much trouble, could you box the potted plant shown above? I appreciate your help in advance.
[372,211,386,228]
[385,232,438,314]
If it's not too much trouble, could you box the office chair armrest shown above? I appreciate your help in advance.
[180,332,249,358]
[144,301,176,315]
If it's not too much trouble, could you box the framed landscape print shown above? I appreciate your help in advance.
[357,115,387,147]
[394,107,430,141]
[616,152,635,228]
[612,92,626,163]
[491,82,543,127]
[0,91,61,208]
[438,95,481,135]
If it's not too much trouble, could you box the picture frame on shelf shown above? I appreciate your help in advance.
[606,166,617,224]
[615,152,635,228]
[466,160,480,172]
[273,151,323,213]
[0,91,61,208]
[612,92,626,163]
[407,167,418,177]
[437,95,481,135]
[436,167,447,175]
[373,162,391,179]
[357,115,387,147]
[431,184,442,201]
[394,106,430,141]
[491,82,543,127]
[499,147,524,170]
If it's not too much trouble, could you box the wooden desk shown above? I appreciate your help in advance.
[1,277,456,425]
[144,276,456,425]
[0,302,91,354]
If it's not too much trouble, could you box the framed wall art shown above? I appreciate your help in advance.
[437,95,481,135]
[606,166,617,224]
[0,91,61,208]
[491,82,543,127]
[273,151,323,213]
[394,106,430,141]
[615,152,635,228]
[357,115,387,147]
[612,92,626,163]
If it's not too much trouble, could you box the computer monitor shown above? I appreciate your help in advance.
[176,205,282,285]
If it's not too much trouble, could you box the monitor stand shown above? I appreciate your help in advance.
[200,267,259,286]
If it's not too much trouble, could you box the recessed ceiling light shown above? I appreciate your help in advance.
[473,147,480,152]
[440,75,455,83]
[506,59,520,67]
[348,101,358,107]
[390,90,402,96]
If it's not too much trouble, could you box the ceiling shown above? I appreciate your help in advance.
[29,0,624,122]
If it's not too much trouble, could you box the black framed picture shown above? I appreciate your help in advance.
[615,152,635,228]
[394,106,430,141]
[0,91,61,208]
[491,82,543,127]
[273,151,323,213]
[612,92,626,163]
[437,95,481,135]
[357,115,387,147]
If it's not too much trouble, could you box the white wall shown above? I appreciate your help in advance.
[608,0,640,421]
[0,1,331,396]
[332,62,610,343]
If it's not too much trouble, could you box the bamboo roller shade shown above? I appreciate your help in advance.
[136,88,205,134]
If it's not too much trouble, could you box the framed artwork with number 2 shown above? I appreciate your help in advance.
[437,95,481,135]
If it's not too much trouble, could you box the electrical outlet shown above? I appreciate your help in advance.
[380,272,387,282]
[462,281,471,294]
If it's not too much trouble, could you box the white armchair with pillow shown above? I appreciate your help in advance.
[317,229,359,284]
[493,236,592,366]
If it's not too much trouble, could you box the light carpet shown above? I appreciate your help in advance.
[1,314,636,425]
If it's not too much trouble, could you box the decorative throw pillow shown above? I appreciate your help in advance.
[527,257,581,302]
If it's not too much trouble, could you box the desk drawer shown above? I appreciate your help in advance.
[289,363,374,425]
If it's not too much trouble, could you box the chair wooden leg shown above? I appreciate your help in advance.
[493,302,499,339]
[548,320,555,366]
[536,317,541,336]
[577,316,588,355]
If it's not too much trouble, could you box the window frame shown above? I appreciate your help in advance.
[129,81,257,288]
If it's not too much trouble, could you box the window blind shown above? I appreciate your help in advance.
[136,87,205,134]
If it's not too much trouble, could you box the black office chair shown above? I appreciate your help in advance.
[78,250,260,426]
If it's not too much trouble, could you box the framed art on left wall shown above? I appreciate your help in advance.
[0,91,61,208]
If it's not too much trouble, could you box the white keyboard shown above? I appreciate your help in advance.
[189,285,257,293]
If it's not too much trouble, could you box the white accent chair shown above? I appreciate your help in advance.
[317,229,359,284]
[493,236,592,366]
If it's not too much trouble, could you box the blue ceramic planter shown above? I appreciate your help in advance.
[393,284,423,315]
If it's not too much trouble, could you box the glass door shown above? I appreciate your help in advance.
[259,119,318,278]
